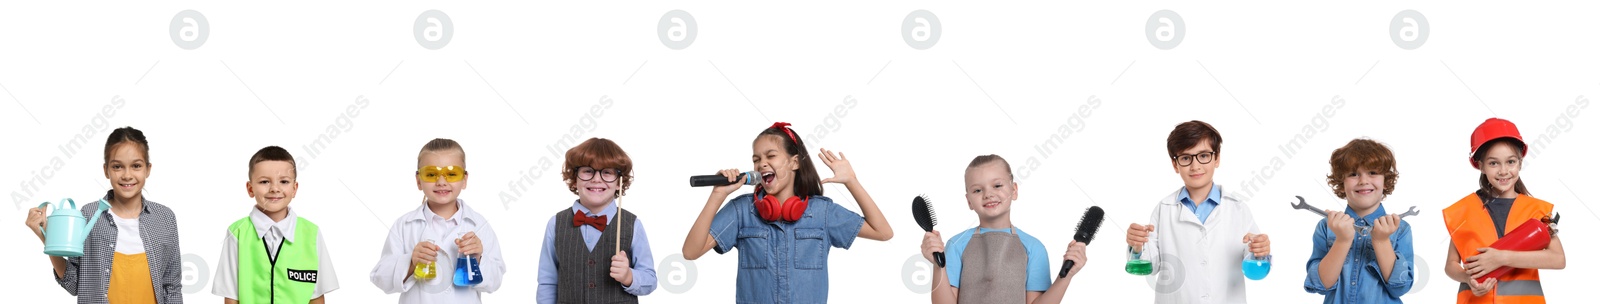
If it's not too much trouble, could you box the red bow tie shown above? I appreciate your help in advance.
[573,210,608,231]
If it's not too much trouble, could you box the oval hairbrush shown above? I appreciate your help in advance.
[911,195,945,267]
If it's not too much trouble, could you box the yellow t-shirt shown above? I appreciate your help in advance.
[108,214,156,304]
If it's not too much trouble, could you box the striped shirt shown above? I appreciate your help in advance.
[52,191,183,304]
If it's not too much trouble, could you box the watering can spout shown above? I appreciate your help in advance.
[73,201,96,245]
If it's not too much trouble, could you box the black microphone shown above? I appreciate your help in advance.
[689,171,760,187]
[1059,206,1105,278]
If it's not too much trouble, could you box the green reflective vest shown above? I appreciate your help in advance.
[229,217,320,304]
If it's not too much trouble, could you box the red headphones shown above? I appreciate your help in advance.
[756,188,809,222]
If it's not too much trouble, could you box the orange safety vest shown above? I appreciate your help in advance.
[1442,193,1553,304]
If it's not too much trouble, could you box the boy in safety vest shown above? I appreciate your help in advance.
[213,146,340,304]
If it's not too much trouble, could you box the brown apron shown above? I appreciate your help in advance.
[957,228,1029,304]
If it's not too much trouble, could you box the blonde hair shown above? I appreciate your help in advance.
[418,138,466,166]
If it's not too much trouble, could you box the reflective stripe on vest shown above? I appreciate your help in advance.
[1442,193,1553,303]
[230,217,321,304]
[1459,280,1544,296]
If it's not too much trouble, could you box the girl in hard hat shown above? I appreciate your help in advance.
[1441,118,1565,304]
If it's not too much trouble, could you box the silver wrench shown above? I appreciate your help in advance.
[1293,195,1420,235]
[1395,206,1420,219]
[1292,196,1420,220]
[1289,196,1328,217]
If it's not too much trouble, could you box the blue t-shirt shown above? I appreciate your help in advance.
[943,227,1052,291]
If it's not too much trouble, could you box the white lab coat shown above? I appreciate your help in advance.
[1133,186,1263,304]
[369,199,506,303]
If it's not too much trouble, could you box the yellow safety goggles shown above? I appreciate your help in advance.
[417,166,467,183]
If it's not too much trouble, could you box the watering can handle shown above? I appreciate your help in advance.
[33,199,79,236]
[34,202,48,236]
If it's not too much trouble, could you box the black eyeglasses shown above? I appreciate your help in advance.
[1173,152,1216,166]
[575,167,620,182]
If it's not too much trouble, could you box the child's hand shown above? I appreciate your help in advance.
[412,241,440,265]
[1063,241,1088,278]
[920,231,944,266]
[711,169,747,196]
[610,251,634,286]
[1466,277,1496,297]
[455,232,482,257]
[1465,247,1509,279]
[25,207,47,241]
[1125,223,1155,252]
[817,149,855,185]
[1326,210,1355,242]
[1371,214,1400,241]
[1243,233,1271,257]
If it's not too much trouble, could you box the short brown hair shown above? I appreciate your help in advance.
[418,138,466,167]
[1167,120,1222,160]
[1326,138,1398,199]
[562,138,634,196]
[248,146,297,177]
[966,154,1013,181]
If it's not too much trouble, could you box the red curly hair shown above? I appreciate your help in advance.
[1326,138,1399,199]
[562,138,634,196]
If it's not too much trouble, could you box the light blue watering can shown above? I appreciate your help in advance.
[34,198,109,257]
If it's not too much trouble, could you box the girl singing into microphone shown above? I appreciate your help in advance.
[680,122,893,303]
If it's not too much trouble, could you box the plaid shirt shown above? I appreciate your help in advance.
[52,191,183,304]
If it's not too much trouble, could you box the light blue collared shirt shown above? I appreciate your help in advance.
[1178,184,1222,224]
[536,200,656,303]
[1304,204,1415,303]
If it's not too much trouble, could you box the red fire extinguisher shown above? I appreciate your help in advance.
[1475,214,1560,283]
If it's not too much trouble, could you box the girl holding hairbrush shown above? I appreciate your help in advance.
[919,154,1085,304]
[680,122,893,303]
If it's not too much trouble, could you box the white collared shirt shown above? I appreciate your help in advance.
[1133,185,1262,304]
[212,207,341,300]
[369,199,505,304]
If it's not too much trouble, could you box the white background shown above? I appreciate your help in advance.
[3,1,1596,303]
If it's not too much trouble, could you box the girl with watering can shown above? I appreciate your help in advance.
[24,127,183,304]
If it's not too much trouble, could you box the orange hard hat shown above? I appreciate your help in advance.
[1469,118,1526,169]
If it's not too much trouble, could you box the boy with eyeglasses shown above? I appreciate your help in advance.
[369,138,507,303]
[1124,120,1273,303]
[537,138,657,303]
